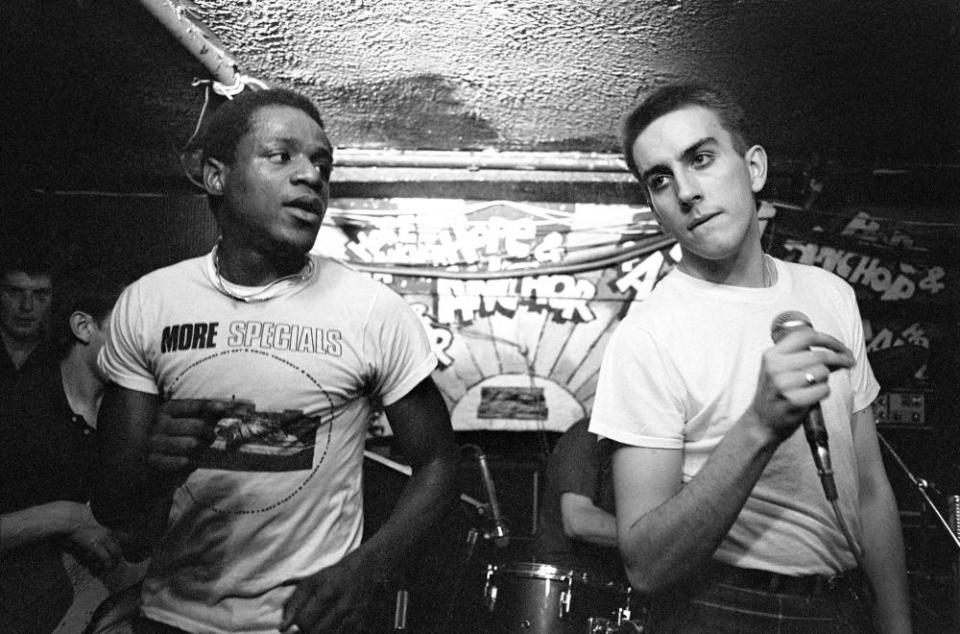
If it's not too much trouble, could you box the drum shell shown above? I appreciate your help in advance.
[481,562,629,634]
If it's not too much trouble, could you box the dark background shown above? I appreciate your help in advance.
[2,1,958,631]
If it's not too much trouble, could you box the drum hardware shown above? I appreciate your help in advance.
[483,564,497,612]
[392,588,409,631]
[363,448,492,632]
[559,575,573,618]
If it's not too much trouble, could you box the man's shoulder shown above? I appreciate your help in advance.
[779,258,854,296]
[311,254,375,286]
[780,258,844,283]
[310,254,407,306]
[128,255,207,290]
[616,270,686,329]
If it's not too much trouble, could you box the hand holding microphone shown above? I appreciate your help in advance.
[768,311,854,501]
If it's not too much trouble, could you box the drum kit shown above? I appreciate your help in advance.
[367,446,646,633]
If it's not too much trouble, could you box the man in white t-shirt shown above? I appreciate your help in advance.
[590,83,911,632]
[91,88,458,634]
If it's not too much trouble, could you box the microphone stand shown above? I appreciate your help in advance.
[877,432,960,629]
[876,433,960,552]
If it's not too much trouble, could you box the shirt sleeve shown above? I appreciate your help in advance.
[98,281,160,395]
[841,283,880,412]
[364,284,437,406]
[589,322,686,449]
[552,423,601,501]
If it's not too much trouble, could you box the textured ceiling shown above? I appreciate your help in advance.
[2,0,959,194]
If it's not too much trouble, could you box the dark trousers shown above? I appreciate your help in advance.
[640,563,875,633]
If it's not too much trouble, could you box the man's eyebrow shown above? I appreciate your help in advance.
[640,163,670,184]
[271,137,333,158]
[639,136,717,183]
[679,137,717,163]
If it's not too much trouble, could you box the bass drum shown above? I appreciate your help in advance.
[480,562,631,634]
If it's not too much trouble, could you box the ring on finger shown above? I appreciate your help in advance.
[803,371,817,386]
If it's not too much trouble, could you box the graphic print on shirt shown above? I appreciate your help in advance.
[159,319,346,489]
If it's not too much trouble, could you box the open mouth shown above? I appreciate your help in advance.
[286,196,324,217]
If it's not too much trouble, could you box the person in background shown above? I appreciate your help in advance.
[534,418,621,582]
[1,271,127,632]
[1,249,55,390]
[91,87,459,634]
[590,83,911,632]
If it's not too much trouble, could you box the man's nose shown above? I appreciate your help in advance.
[19,292,36,312]
[292,156,322,187]
[675,171,702,209]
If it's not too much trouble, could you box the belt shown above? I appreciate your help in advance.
[708,561,869,599]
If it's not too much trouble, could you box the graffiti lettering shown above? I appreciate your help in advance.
[783,240,945,301]
[919,267,946,294]
[615,250,664,299]
[436,275,597,324]
[343,216,566,269]
[519,275,596,321]
[841,211,916,250]
[614,244,679,299]
[865,322,929,352]
[410,303,454,367]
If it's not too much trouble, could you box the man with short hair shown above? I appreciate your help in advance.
[1,272,127,632]
[591,83,911,632]
[1,252,55,382]
[92,88,459,634]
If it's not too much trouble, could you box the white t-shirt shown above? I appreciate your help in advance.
[100,252,437,633]
[590,257,879,576]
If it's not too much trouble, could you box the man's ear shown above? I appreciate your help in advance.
[69,311,96,345]
[203,157,228,196]
[745,144,768,193]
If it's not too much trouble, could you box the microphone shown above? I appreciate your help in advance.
[476,451,510,547]
[770,311,838,501]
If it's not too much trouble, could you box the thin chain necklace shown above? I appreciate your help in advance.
[761,254,776,288]
[211,244,315,303]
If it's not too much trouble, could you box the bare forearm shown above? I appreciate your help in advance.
[1,501,90,550]
[861,485,912,633]
[91,441,176,556]
[568,509,618,549]
[353,452,458,577]
[621,416,778,593]
[90,385,173,557]
[562,495,618,548]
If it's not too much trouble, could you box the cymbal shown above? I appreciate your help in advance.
[868,345,927,388]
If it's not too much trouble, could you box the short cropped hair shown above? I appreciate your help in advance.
[1,245,57,281]
[51,271,126,359]
[199,87,325,166]
[622,83,753,182]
